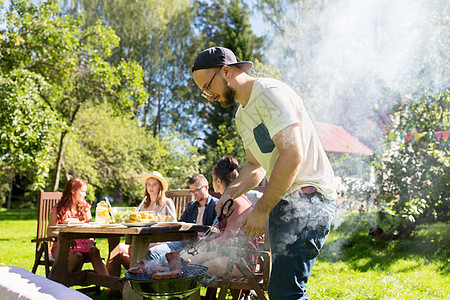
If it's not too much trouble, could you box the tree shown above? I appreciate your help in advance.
[194,0,265,179]
[66,0,203,138]
[0,70,58,187]
[0,0,148,191]
[373,90,449,238]
[64,102,202,204]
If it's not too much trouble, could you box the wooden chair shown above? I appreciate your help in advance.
[31,191,61,278]
[32,191,101,294]
[166,189,194,218]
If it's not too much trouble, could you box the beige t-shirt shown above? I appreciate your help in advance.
[140,197,177,221]
[235,78,337,200]
[196,206,206,225]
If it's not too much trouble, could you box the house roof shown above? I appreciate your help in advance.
[314,121,374,155]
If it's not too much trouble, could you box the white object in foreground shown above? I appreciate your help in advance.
[0,266,92,300]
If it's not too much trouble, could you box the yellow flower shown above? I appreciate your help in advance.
[15,38,24,45]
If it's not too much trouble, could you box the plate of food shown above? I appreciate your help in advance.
[67,223,91,227]
[64,218,84,225]
[122,222,157,227]
[123,212,157,224]
[48,225,67,229]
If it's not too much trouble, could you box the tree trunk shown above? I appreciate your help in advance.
[52,130,67,192]
[153,85,161,138]
[52,105,80,191]
[7,177,13,211]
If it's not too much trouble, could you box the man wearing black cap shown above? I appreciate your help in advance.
[191,46,337,299]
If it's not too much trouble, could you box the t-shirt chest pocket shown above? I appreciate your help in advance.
[253,123,275,153]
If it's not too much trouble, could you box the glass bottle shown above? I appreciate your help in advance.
[95,200,110,224]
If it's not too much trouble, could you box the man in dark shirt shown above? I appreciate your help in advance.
[180,174,218,225]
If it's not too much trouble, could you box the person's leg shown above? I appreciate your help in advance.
[146,241,184,261]
[268,192,335,300]
[107,237,122,276]
[67,252,84,273]
[108,242,130,275]
[89,245,109,276]
[120,243,130,269]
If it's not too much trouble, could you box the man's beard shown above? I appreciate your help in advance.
[221,82,236,108]
[197,195,205,203]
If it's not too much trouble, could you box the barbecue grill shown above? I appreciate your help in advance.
[120,264,215,300]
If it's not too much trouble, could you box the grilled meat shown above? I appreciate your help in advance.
[165,251,183,271]
[151,269,182,280]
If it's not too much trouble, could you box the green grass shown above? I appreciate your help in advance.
[308,213,449,299]
[0,208,448,299]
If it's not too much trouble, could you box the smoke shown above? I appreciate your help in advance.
[251,0,449,259]
[264,0,449,146]
[263,192,337,258]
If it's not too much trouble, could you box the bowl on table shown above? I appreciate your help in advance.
[111,207,135,223]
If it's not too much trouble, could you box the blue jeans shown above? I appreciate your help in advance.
[268,191,336,300]
[146,241,185,261]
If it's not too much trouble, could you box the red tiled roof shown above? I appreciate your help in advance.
[314,121,374,155]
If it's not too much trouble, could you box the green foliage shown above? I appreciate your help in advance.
[373,90,450,224]
[200,0,264,149]
[0,0,148,191]
[71,0,202,137]
[323,212,449,273]
[63,103,202,204]
[200,123,246,183]
[0,70,57,187]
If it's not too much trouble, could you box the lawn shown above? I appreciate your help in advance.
[0,208,448,299]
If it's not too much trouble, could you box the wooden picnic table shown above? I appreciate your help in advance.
[48,223,210,299]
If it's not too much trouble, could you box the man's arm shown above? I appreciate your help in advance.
[241,123,303,237]
[178,202,192,223]
[216,149,266,214]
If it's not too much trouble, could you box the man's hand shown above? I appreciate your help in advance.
[240,207,269,237]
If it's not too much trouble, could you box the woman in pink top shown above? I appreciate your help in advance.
[182,156,256,277]
[48,178,108,275]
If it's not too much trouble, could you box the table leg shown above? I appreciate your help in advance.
[123,235,149,300]
[48,235,70,284]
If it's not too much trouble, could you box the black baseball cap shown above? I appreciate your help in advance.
[192,47,253,73]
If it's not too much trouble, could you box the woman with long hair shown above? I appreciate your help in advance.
[138,171,176,221]
[48,178,108,275]
[107,171,176,275]
[182,156,256,277]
